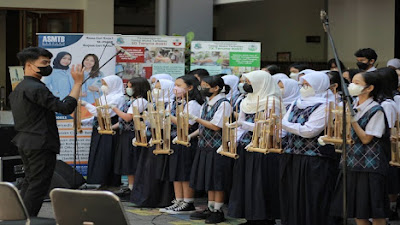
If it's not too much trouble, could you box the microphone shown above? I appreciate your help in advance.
[115,45,136,59]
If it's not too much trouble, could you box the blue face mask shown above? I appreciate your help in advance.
[238,83,246,94]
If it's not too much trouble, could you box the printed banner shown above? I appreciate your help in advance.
[190,41,261,75]
[8,66,25,90]
[38,33,119,176]
[115,35,186,80]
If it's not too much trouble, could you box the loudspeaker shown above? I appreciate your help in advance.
[49,160,86,191]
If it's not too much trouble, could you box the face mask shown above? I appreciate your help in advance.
[101,85,109,95]
[33,64,53,76]
[238,83,246,94]
[152,88,161,97]
[299,86,315,98]
[289,72,299,80]
[243,83,253,93]
[356,61,370,71]
[126,87,133,96]
[173,86,186,97]
[348,83,365,96]
[151,83,156,89]
[280,88,285,95]
[200,87,213,97]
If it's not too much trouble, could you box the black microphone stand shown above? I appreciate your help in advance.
[320,10,355,225]
[72,48,123,188]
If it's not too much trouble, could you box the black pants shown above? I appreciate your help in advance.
[18,148,56,217]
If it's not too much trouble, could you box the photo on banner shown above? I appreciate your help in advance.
[38,33,119,176]
[190,41,261,76]
[115,35,186,81]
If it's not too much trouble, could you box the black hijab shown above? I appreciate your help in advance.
[53,51,71,70]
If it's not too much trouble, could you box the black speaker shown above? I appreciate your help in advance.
[49,160,86,191]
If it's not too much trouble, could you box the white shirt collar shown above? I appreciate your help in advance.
[367,66,377,72]
[207,93,225,107]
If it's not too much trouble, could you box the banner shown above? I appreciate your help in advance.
[115,35,186,80]
[8,66,25,90]
[38,33,119,176]
[190,41,261,75]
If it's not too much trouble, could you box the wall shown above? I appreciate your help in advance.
[328,0,395,69]
[214,1,328,62]
[0,11,6,89]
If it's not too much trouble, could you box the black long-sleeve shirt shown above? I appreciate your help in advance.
[9,76,77,153]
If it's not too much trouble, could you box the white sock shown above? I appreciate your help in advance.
[214,202,224,211]
[128,184,133,190]
[176,198,183,202]
[391,201,397,211]
[184,198,194,203]
[208,201,215,211]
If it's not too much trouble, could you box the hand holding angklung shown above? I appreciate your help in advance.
[71,64,85,84]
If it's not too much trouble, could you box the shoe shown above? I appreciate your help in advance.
[159,199,181,213]
[169,202,196,214]
[190,208,212,220]
[389,209,399,221]
[205,210,225,224]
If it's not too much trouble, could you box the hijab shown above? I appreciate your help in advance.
[272,73,289,84]
[150,73,174,82]
[101,75,124,106]
[155,79,175,103]
[53,51,71,70]
[296,71,330,109]
[280,79,300,107]
[240,70,282,114]
[222,75,239,100]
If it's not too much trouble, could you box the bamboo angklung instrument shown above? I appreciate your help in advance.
[132,98,149,147]
[218,98,239,159]
[390,116,400,167]
[247,96,283,154]
[175,91,191,147]
[321,91,352,152]
[152,89,173,155]
[94,90,115,135]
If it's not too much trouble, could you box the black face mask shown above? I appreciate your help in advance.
[356,61,370,71]
[33,64,53,76]
[243,83,253,93]
[200,87,213,97]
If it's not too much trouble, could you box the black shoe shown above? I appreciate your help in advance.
[205,210,225,224]
[389,209,399,221]
[170,202,196,214]
[190,208,212,220]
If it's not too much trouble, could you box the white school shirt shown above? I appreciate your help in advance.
[380,99,398,128]
[366,66,377,72]
[394,95,400,115]
[353,98,385,138]
[85,95,125,118]
[186,100,202,125]
[201,93,231,128]
[127,98,148,114]
[282,102,327,139]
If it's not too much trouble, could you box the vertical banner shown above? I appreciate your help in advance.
[115,35,186,81]
[190,41,261,76]
[38,33,119,176]
[8,66,25,90]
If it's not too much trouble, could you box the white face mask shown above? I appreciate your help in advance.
[299,86,315,98]
[289,72,299,80]
[238,83,246,94]
[152,88,160,97]
[280,88,285,95]
[126,87,133,96]
[348,83,365,96]
[101,85,109,95]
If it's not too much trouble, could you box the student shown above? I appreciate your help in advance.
[158,75,203,214]
[188,76,232,224]
[222,74,240,101]
[327,70,349,103]
[330,71,390,225]
[262,64,280,75]
[288,63,309,80]
[81,54,104,104]
[188,68,210,81]
[233,75,247,114]
[82,75,125,188]
[280,71,336,225]
[228,70,282,225]
[151,79,175,105]
[354,48,378,72]
[112,77,150,192]
[42,51,74,100]
[149,73,174,89]
[277,78,300,111]
[272,73,289,84]
[327,58,346,71]
[343,69,360,83]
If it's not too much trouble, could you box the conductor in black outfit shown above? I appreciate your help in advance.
[9,47,84,217]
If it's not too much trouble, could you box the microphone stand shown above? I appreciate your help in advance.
[320,10,355,225]
[72,48,123,188]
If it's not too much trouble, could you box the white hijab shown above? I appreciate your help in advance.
[272,73,289,84]
[150,73,174,83]
[155,79,175,103]
[222,75,239,100]
[240,70,282,114]
[296,71,329,109]
[101,75,124,105]
[280,79,300,107]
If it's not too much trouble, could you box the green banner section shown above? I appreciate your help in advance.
[229,52,260,67]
